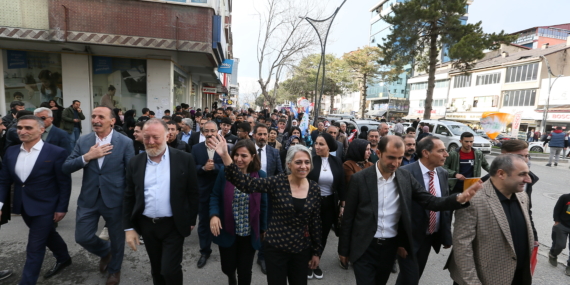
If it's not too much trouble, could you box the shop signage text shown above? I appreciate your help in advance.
[548,113,570,120]
[7,50,27,69]
[203,87,217,94]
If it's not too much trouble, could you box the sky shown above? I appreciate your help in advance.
[232,0,570,97]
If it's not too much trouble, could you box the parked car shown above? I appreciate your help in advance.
[336,119,392,137]
[527,141,569,156]
[417,120,492,153]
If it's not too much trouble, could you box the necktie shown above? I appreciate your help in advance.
[428,171,437,234]
[258,148,262,161]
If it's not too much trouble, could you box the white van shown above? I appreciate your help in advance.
[417,120,492,153]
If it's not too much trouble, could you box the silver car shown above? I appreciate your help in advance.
[417,120,492,153]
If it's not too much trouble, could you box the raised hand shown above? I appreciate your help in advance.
[457,179,483,204]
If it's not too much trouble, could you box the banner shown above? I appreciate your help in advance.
[218,59,234,74]
[480,112,512,140]
[290,102,298,119]
[7,50,27,69]
[511,111,523,138]
[92,56,113,74]
[299,106,310,136]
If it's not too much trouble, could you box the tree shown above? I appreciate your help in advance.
[255,0,321,111]
[378,0,516,119]
[342,46,383,119]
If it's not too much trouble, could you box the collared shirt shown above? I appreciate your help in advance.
[41,124,53,141]
[206,145,215,160]
[257,144,268,173]
[16,140,44,182]
[199,133,206,143]
[181,131,191,144]
[493,184,529,274]
[82,129,114,168]
[374,161,401,238]
[418,160,441,233]
[402,153,417,166]
[143,148,172,218]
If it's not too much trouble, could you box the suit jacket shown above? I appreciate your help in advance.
[263,144,283,177]
[123,147,199,237]
[445,181,533,285]
[188,132,202,151]
[45,125,71,154]
[311,141,345,162]
[400,161,452,253]
[307,155,346,202]
[338,166,466,263]
[0,143,71,216]
[191,142,225,202]
[62,130,135,208]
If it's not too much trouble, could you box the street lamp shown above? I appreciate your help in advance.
[540,55,564,132]
[301,0,346,125]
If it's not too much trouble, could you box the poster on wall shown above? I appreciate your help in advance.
[92,56,147,122]
[3,50,63,114]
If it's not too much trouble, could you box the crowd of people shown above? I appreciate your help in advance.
[0,101,559,285]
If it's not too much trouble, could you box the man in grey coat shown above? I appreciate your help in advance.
[63,107,134,285]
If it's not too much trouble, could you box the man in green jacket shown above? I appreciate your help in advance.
[443,132,490,194]
[60,100,85,151]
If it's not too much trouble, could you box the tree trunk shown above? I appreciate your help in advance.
[359,75,368,119]
[424,28,439,120]
[330,95,335,114]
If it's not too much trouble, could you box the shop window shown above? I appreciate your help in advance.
[174,69,188,109]
[502,89,536,107]
[92,56,147,117]
[3,50,63,113]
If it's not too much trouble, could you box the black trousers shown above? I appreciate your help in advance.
[264,242,311,285]
[219,235,256,285]
[352,237,398,285]
[320,195,336,253]
[138,217,185,285]
[396,232,438,285]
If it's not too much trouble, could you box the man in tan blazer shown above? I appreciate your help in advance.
[446,154,534,285]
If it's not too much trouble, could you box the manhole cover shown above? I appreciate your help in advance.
[544,193,563,200]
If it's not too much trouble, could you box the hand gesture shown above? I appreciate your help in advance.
[126,230,140,251]
[84,143,113,162]
[457,179,483,204]
[204,159,215,171]
[210,216,222,236]
[207,134,228,157]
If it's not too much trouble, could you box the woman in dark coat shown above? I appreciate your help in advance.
[48,100,64,128]
[358,125,369,140]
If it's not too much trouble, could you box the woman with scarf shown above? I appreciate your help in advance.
[210,139,268,285]
[280,135,303,170]
[357,125,369,140]
[343,139,373,184]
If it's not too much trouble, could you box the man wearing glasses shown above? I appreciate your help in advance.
[34,107,71,154]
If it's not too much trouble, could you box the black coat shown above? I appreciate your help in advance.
[123,147,199,237]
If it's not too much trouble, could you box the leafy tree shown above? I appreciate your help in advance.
[378,0,516,119]
[342,46,383,118]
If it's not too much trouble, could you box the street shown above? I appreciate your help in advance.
[1,155,570,284]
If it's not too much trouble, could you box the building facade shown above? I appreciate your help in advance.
[511,23,570,49]
[0,0,235,133]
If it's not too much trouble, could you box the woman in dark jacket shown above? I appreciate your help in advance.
[48,100,64,128]
[210,140,268,285]
[343,139,373,184]
[358,125,368,139]
[113,108,124,127]
[306,133,346,279]
[123,109,137,139]
[208,134,322,285]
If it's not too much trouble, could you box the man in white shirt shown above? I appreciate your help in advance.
[0,115,72,284]
[397,136,453,284]
[339,136,480,285]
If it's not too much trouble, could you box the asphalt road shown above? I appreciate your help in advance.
[1,155,570,284]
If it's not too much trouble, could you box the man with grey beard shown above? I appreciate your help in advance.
[123,119,198,285]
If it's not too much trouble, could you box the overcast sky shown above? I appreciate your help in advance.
[233,0,570,95]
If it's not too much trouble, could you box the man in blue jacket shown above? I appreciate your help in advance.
[34,107,71,154]
[545,126,568,167]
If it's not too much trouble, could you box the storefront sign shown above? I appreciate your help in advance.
[7,50,27,69]
[547,113,570,121]
[218,59,234,74]
[93,56,113,74]
[445,113,483,121]
[203,87,217,94]
[511,111,523,137]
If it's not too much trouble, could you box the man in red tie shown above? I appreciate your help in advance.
[396,136,453,284]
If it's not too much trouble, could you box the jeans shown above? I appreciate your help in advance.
[69,127,81,151]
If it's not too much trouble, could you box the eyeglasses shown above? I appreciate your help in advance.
[39,116,50,121]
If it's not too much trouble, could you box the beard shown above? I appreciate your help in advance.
[145,143,167,157]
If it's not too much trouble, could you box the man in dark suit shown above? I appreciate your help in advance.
[0,115,72,284]
[166,121,191,153]
[188,117,208,151]
[339,136,480,285]
[252,123,283,273]
[124,119,199,285]
[62,107,134,285]
[191,121,225,268]
[34,107,71,154]
[396,136,453,284]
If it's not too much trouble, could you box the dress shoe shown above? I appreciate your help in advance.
[100,252,112,273]
[549,254,558,267]
[44,258,72,278]
[0,270,12,281]
[257,259,267,275]
[106,271,120,285]
[197,254,210,268]
[338,256,349,270]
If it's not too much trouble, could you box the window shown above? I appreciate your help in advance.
[473,96,496,108]
[505,63,539,83]
[476,72,501,85]
[435,80,449,88]
[419,100,424,107]
[453,74,471,88]
[502,89,536,107]
[371,20,390,36]
[435,125,449,135]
